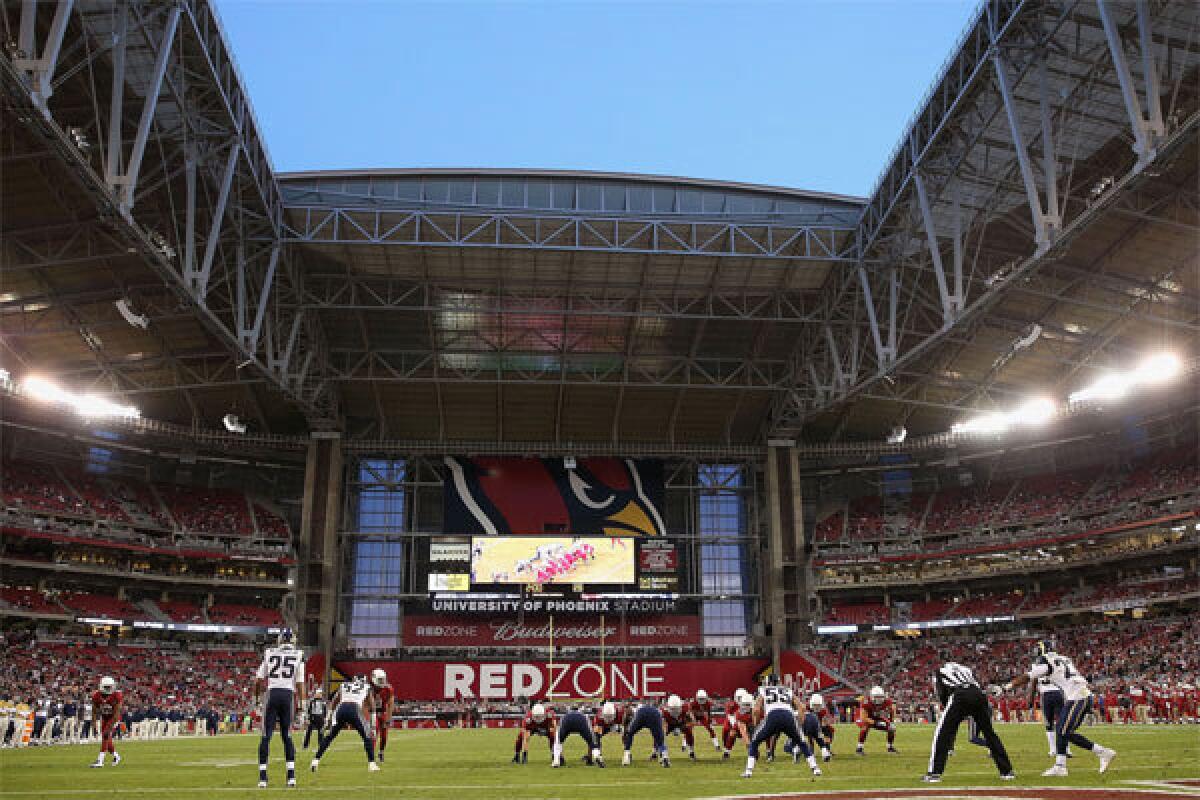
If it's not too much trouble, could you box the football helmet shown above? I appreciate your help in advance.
[869,686,886,701]
[99,676,116,694]
[277,628,297,648]
[371,668,388,688]
[695,689,708,703]
[1035,640,1054,658]
[313,687,323,697]
[601,702,617,723]
[808,692,825,710]
[734,688,748,704]
[531,703,547,723]
[666,694,683,712]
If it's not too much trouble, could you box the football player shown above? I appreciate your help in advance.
[785,692,834,762]
[721,689,754,759]
[592,701,624,744]
[689,689,721,751]
[89,676,122,768]
[513,703,556,764]
[856,685,897,754]
[1032,674,1069,758]
[622,701,669,767]
[997,641,1117,777]
[742,676,821,779]
[311,676,380,773]
[370,669,394,763]
[553,706,604,768]
[662,695,696,759]
[253,629,305,788]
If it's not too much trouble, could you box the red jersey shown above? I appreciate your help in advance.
[593,706,624,735]
[663,704,692,731]
[92,690,123,719]
[690,698,714,719]
[372,684,394,716]
[860,697,895,723]
[814,707,835,728]
[724,700,740,719]
[735,706,754,727]
[522,710,556,735]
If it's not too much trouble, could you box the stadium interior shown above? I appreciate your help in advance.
[0,0,1198,787]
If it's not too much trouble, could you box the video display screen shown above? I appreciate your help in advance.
[470,536,635,586]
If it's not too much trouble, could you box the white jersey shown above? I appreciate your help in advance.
[1036,675,1063,695]
[757,685,796,714]
[1028,652,1090,702]
[339,682,370,707]
[256,645,304,692]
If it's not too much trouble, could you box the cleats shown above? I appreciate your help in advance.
[856,746,865,756]
[689,750,696,761]
[257,781,267,789]
[887,746,898,753]
[822,748,833,762]
[1042,765,1069,777]
[552,756,562,768]
[595,757,605,768]
[286,778,296,788]
[511,753,520,764]
[766,752,774,763]
[1001,774,1016,780]
[661,756,671,768]
[722,751,730,760]
[922,774,942,783]
[368,762,381,772]
[521,751,528,764]
[742,769,753,778]
[310,759,319,773]
[812,766,822,777]
[793,750,800,764]
[622,752,631,767]
[90,760,104,769]
[378,751,385,763]
[112,754,122,766]
[1098,747,1116,774]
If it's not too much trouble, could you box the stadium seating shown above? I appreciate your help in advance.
[206,602,283,627]
[155,597,206,623]
[57,590,146,621]
[0,585,66,615]
[0,462,81,516]
[157,485,256,537]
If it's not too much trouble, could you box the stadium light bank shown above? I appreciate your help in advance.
[951,352,1183,437]
[19,376,141,420]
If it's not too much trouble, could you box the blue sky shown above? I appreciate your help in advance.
[216,1,977,198]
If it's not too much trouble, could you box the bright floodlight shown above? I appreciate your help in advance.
[1069,372,1131,405]
[952,411,1010,435]
[21,376,140,420]
[1132,352,1181,385]
[1014,397,1055,425]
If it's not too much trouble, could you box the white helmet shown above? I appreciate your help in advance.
[666,694,683,712]
[99,676,116,694]
[869,685,886,701]
[808,692,825,710]
[601,702,616,723]
[313,687,323,697]
[733,688,748,704]
[371,668,388,688]
[531,703,547,723]
[695,689,708,702]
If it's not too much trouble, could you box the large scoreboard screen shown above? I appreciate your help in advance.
[470,536,635,586]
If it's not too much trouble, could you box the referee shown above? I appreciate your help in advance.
[303,688,328,750]
[924,662,1014,783]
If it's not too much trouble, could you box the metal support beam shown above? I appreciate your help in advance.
[1135,1,1164,137]
[246,244,279,351]
[1097,0,1156,166]
[193,141,240,298]
[992,50,1051,252]
[17,0,74,111]
[912,170,958,325]
[104,1,127,186]
[858,265,890,368]
[1038,53,1061,237]
[116,4,180,213]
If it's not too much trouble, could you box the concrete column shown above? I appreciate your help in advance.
[764,444,812,666]
[298,432,343,680]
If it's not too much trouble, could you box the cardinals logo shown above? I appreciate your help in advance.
[444,456,666,537]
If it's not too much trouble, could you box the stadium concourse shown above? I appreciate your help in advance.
[1,0,1199,798]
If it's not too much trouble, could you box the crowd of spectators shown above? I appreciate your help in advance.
[820,615,1199,721]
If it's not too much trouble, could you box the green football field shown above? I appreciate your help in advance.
[1,724,1197,799]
